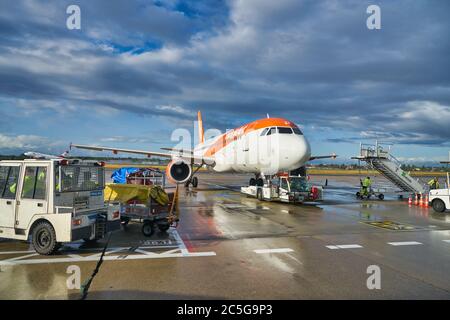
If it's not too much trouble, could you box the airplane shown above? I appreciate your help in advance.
[24,150,69,160]
[71,111,336,187]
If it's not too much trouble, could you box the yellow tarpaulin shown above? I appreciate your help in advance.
[104,183,169,205]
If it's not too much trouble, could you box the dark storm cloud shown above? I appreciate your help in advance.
[0,0,449,150]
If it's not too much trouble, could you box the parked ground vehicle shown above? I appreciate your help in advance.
[241,173,323,203]
[0,159,121,255]
[429,173,450,213]
[117,192,177,236]
[356,187,386,200]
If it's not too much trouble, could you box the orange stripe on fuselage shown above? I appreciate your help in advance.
[203,118,299,157]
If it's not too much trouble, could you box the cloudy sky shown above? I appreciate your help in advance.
[0,0,449,163]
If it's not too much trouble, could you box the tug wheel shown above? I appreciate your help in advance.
[142,222,155,237]
[432,199,446,213]
[378,194,385,200]
[32,221,59,255]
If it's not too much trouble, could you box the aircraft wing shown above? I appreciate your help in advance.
[70,144,214,165]
[309,153,337,161]
[160,147,193,154]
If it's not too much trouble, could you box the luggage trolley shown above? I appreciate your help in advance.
[106,168,180,236]
[120,191,178,237]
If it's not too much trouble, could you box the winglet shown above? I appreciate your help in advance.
[198,111,204,144]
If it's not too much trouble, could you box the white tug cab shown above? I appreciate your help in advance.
[0,159,121,255]
[429,172,450,213]
[241,172,323,204]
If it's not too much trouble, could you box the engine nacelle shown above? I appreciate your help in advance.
[166,159,192,184]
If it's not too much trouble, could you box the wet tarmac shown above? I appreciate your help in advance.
[1,173,449,299]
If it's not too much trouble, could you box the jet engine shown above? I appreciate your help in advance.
[166,159,192,184]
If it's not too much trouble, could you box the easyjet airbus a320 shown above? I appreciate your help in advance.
[71,112,335,187]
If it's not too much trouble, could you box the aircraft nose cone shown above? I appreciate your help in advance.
[297,136,311,165]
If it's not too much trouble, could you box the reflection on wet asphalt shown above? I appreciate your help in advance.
[1,172,449,299]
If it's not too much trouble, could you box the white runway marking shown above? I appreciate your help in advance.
[0,250,34,255]
[172,229,189,254]
[254,248,294,254]
[4,253,39,262]
[67,254,83,259]
[0,230,216,266]
[0,251,217,266]
[326,244,363,250]
[442,240,450,243]
[388,241,422,246]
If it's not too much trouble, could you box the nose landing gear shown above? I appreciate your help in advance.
[185,176,198,188]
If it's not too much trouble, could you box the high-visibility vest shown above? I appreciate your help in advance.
[362,178,371,187]
[428,179,439,189]
[9,172,46,196]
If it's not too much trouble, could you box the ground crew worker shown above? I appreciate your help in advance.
[9,181,17,195]
[9,168,46,198]
[361,176,372,196]
[427,177,440,190]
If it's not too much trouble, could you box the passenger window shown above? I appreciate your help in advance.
[21,167,47,200]
[266,127,277,136]
[260,128,269,136]
[0,166,20,199]
[278,127,293,134]
[293,127,303,135]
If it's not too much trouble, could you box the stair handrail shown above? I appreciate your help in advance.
[388,153,402,167]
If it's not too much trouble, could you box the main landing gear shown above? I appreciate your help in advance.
[249,174,264,187]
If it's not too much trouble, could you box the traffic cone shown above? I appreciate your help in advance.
[414,194,419,206]
[419,194,424,207]
[408,196,412,206]
[424,194,429,208]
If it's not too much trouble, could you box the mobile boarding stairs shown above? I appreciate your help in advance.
[352,142,425,196]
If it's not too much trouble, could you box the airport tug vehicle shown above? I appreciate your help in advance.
[429,172,450,213]
[0,159,121,255]
[241,172,323,203]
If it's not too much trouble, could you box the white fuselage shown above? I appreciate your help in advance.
[193,120,311,176]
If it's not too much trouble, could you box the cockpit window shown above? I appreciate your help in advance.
[292,127,303,135]
[266,127,277,136]
[260,128,269,136]
[277,127,293,134]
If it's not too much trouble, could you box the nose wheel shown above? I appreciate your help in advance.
[250,174,265,187]
[185,176,198,188]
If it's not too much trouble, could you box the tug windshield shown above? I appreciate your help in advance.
[289,177,309,192]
